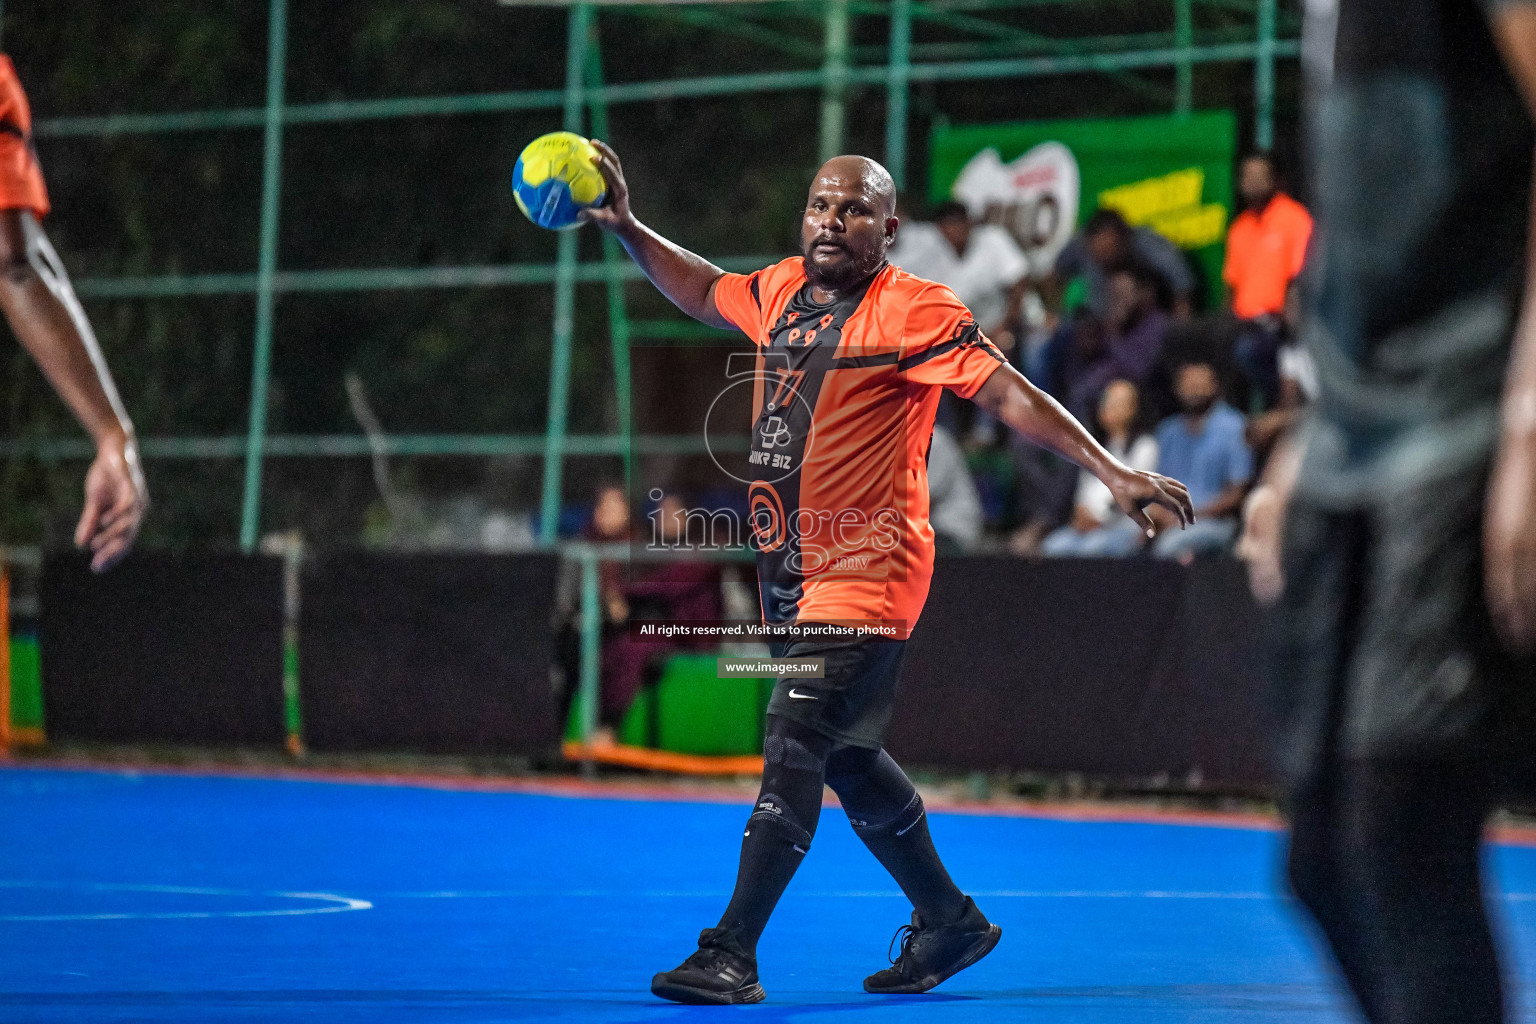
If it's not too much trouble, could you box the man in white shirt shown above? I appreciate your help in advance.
[886,201,1030,352]
[890,201,1033,445]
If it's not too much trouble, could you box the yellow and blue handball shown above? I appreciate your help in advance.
[512,131,607,231]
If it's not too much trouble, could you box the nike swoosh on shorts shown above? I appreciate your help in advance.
[788,688,818,700]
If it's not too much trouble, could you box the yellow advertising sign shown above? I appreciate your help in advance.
[1097,167,1228,250]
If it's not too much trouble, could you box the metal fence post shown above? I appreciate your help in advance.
[1255,0,1276,150]
[577,547,601,776]
[885,0,912,190]
[539,2,592,545]
[1175,0,1193,116]
[584,18,633,496]
[280,534,305,757]
[239,0,289,551]
[819,0,850,164]
[0,564,10,750]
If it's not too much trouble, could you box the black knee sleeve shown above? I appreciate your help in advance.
[746,792,813,853]
[764,730,828,774]
[750,716,833,851]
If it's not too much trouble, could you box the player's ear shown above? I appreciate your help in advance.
[886,216,899,244]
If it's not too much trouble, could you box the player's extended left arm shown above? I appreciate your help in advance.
[972,364,1193,537]
[1485,0,1536,647]
[0,209,146,571]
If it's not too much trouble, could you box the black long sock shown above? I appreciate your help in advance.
[713,716,831,955]
[829,746,969,926]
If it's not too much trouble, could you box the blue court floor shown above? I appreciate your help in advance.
[4,766,1536,1022]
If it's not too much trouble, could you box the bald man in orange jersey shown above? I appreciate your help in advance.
[0,56,145,570]
[584,145,1193,1005]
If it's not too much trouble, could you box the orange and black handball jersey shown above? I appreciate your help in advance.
[713,257,1006,640]
[0,56,48,217]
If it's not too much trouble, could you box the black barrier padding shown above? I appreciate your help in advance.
[40,551,286,746]
[1140,559,1276,786]
[299,553,561,755]
[889,557,1272,786]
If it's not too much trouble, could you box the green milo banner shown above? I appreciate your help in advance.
[928,110,1238,308]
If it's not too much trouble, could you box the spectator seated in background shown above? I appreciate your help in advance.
[1031,265,1168,424]
[1032,307,1110,424]
[1041,379,1160,557]
[554,481,632,736]
[557,486,725,746]
[886,199,1029,353]
[1223,151,1312,409]
[889,199,1032,446]
[1052,207,1195,320]
[1102,263,1170,389]
[1149,358,1254,561]
[1010,309,1114,552]
[597,492,723,740]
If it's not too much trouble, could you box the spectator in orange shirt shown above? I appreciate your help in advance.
[1223,151,1312,409]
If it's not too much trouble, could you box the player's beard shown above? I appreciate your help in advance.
[802,241,886,294]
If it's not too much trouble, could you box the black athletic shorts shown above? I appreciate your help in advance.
[1273,460,1536,794]
[764,635,906,750]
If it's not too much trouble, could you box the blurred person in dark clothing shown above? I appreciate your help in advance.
[1032,307,1110,424]
[1052,208,1195,319]
[1103,264,1171,388]
[1009,310,1112,551]
[1033,266,1169,424]
[1012,306,1123,551]
[1248,2,1536,1021]
[1246,281,1319,469]
[590,482,633,621]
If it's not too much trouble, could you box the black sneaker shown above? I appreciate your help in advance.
[863,896,1001,994]
[651,928,766,1005]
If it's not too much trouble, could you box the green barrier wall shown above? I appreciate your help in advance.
[566,653,771,757]
[9,634,44,737]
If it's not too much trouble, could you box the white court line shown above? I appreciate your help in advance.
[11,883,1532,919]
[0,882,372,921]
[380,889,1277,900]
[378,888,1536,902]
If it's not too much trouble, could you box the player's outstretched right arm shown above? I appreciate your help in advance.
[0,209,146,571]
[973,363,1193,538]
[579,140,735,330]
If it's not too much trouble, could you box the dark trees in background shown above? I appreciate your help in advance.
[0,0,1299,547]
